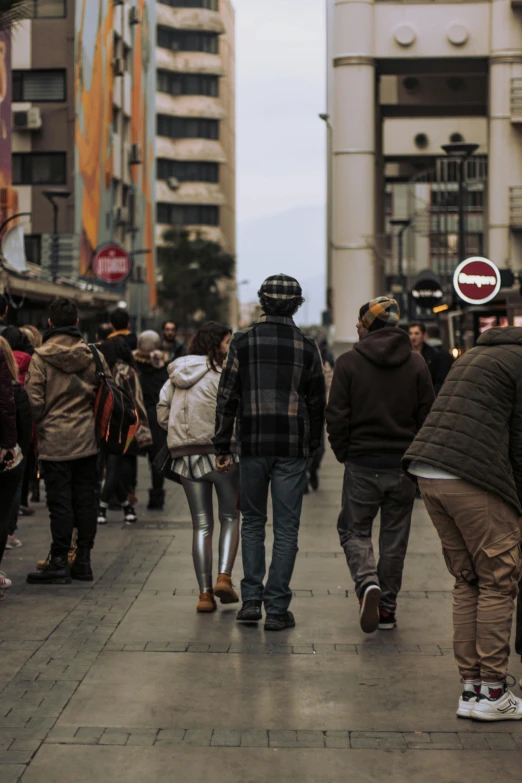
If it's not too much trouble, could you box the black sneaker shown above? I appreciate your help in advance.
[123,503,137,524]
[264,611,296,632]
[97,507,107,525]
[237,600,262,623]
[27,554,71,585]
[359,583,381,634]
[378,610,397,630]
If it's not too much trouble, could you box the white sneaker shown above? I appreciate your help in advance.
[123,503,137,524]
[97,507,107,525]
[0,571,12,590]
[456,684,480,719]
[471,682,522,721]
[359,584,381,634]
[6,535,22,550]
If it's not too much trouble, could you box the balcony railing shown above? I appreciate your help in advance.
[511,79,522,123]
[510,187,522,230]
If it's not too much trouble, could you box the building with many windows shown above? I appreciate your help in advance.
[9,0,157,319]
[326,0,522,349]
[155,0,236,322]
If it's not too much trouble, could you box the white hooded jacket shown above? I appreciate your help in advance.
[157,355,231,458]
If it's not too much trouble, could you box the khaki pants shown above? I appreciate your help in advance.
[419,478,522,681]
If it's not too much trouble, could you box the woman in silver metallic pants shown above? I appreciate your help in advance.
[181,466,240,596]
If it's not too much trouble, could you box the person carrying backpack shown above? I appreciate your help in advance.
[25,299,109,585]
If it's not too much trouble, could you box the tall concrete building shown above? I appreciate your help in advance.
[155,0,236,324]
[10,0,157,320]
[326,0,522,348]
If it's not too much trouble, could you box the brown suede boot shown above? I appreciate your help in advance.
[197,590,217,613]
[214,573,239,604]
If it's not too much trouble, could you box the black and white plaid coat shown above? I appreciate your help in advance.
[214,316,326,458]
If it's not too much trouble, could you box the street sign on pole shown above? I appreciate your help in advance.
[453,257,501,305]
[93,244,132,285]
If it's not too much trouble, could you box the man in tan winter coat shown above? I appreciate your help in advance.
[25,298,103,585]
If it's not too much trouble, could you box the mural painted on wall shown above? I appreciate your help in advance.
[0,31,17,223]
[74,0,156,305]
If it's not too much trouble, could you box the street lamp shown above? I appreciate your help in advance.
[389,218,411,319]
[441,142,479,263]
[43,189,71,281]
[319,113,333,326]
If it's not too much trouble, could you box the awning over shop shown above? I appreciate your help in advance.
[0,265,120,310]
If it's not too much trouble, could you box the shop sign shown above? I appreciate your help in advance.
[93,245,131,284]
[411,270,444,310]
[453,257,501,306]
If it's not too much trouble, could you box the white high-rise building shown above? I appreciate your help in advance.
[326,0,522,348]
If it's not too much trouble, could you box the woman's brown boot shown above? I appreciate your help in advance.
[214,574,239,604]
[197,590,217,613]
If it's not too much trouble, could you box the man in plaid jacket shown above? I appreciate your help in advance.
[214,274,326,631]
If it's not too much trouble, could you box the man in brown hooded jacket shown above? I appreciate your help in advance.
[25,298,103,585]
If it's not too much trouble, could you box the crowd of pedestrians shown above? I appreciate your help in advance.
[1,277,522,723]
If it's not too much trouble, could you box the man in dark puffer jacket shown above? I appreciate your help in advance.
[404,326,522,722]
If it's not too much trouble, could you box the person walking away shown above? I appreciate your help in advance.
[214,275,326,631]
[19,327,43,506]
[2,326,35,521]
[97,336,150,524]
[134,331,169,510]
[306,339,335,492]
[24,299,103,584]
[409,321,447,393]
[0,345,22,596]
[109,308,137,351]
[21,325,43,352]
[404,326,522,721]
[425,323,454,382]
[326,297,435,634]
[157,322,240,613]
[0,338,31,553]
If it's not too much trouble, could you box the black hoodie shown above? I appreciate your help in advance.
[326,328,435,466]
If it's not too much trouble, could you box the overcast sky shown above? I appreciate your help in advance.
[235,0,327,316]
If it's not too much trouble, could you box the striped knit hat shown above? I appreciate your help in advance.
[259,274,303,301]
[359,297,400,332]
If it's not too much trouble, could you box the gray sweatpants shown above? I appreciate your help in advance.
[338,462,416,612]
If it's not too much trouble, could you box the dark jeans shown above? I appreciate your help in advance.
[101,454,134,506]
[7,457,25,535]
[240,456,307,614]
[20,449,36,507]
[0,465,23,565]
[148,453,164,492]
[42,456,99,558]
[338,462,416,612]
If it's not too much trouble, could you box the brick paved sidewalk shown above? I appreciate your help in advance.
[0,451,521,782]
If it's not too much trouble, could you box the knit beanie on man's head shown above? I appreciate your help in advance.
[359,297,400,332]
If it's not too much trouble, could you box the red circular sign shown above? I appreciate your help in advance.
[453,257,501,305]
[93,245,131,284]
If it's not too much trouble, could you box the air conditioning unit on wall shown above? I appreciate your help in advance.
[13,107,42,131]
[129,143,142,165]
[129,6,141,25]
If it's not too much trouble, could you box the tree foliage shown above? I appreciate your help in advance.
[158,228,235,331]
[0,0,29,32]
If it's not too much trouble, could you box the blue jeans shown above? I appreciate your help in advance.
[240,456,307,614]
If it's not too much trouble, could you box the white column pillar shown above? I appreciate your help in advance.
[488,0,522,268]
[331,0,375,350]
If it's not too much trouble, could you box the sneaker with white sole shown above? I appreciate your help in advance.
[123,503,137,524]
[5,535,22,550]
[359,583,381,634]
[97,507,107,525]
[0,571,12,590]
[471,680,522,721]
[456,680,481,719]
[378,610,397,630]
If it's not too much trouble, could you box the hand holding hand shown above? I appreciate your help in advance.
[216,454,232,473]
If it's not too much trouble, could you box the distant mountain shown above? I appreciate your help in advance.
[237,204,326,324]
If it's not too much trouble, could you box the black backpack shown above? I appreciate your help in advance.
[88,345,138,455]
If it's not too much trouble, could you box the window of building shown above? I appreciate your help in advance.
[157,115,219,140]
[157,159,219,183]
[24,235,42,266]
[157,203,219,226]
[12,153,66,185]
[29,0,66,17]
[157,70,219,98]
[13,70,66,102]
[157,27,219,54]
[431,190,484,211]
[159,0,218,10]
